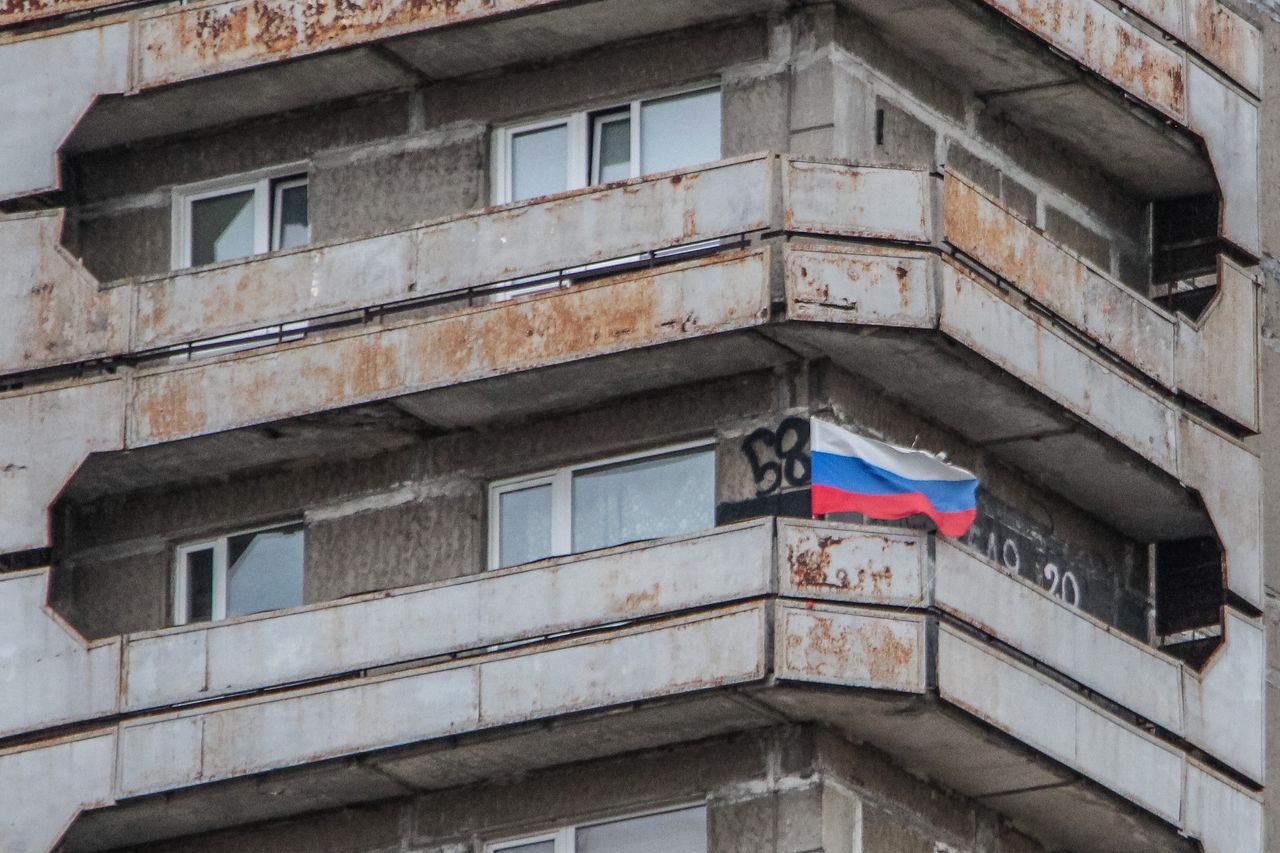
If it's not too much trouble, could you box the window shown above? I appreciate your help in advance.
[173,522,304,625]
[493,87,722,204]
[489,442,716,569]
[488,805,707,853]
[172,165,310,269]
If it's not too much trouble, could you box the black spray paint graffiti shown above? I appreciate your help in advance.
[741,417,811,496]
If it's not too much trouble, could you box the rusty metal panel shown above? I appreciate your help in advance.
[0,211,128,375]
[943,176,1177,389]
[934,540,1183,733]
[778,518,926,606]
[479,605,767,725]
[1187,63,1260,256]
[0,377,126,553]
[981,0,1188,121]
[124,521,773,710]
[126,249,771,446]
[1175,258,1259,431]
[784,244,935,329]
[0,732,116,853]
[0,0,120,27]
[133,231,416,353]
[1181,611,1264,782]
[938,625,1185,824]
[0,570,121,739]
[1186,0,1262,95]
[0,23,128,200]
[939,259,1179,473]
[783,160,930,243]
[1184,759,1264,853]
[777,603,925,693]
[418,155,774,297]
[117,663,480,797]
[135,0,567,89]
[1178,415,1261,609]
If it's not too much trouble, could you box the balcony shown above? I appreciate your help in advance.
[0,518,1260,852]
[1,156,1260,617]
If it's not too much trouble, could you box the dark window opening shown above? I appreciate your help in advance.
[1150,194,1220,321]
[1155,536,1224,668]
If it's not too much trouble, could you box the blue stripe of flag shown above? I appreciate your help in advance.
[811,451,978,513]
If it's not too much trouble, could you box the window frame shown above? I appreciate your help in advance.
[484,803,707,853]
[171,162,309,270]
[171,520,305,626]
[491,83,720,205]
[487,439,715,570]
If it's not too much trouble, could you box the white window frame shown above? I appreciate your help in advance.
[171,520,303,626]
[491,83,719,205]
[485,803,706,853]
[487,439,714,570]
[171,162,309,270]
[271,175,311,252]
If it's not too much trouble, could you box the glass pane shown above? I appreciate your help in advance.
[226,525,304,617]
[576,807,707,853]
[511,124,568,202]
[497,842,556,853]
[572,448,714,553]
[190,189,255,265]
[184,547,215,624]
[594,116,631,183]
[275,181,309,250]
[499,484,554,568]
[640,89,721,176]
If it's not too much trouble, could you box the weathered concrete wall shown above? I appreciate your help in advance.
[109,726,1048,853]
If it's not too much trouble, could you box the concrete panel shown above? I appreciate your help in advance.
[938,626,1185,825]
[1179,415,1262,608]
[1186,0,1262,94]
[0,570,120,739]
[133,231,417,352]
[979,0,1188,120]
[124,521,773,710]
[1182,610,1265,783]
[0,211,128,375]
[478,605,767,725]
[117,665,480,797]
[1176,257,1260,431]
[134,0,570,88]
[0,0,118,26]
[939,259,1179,472]
[933,541,1183,734]
[0,732,116,853]
[783,160,930,242]
[778,519,926,606]
[776,603,926,693]
[1124,0,1184,37]
[1184,759,1264,853]
[1187,62,1261,256]
[0,377,125,553]
[0,24,127,200]
[943,175,1177,389]
[418,155,774,296]
[126,249,772,445]
[784,244,935,329]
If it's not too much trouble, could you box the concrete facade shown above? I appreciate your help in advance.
[0,0,1275,851]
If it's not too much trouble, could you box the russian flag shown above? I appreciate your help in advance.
[811,419,978,537]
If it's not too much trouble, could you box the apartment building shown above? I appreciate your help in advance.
[0,0,1275,850]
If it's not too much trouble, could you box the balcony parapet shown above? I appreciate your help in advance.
[0,518,1261,853]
